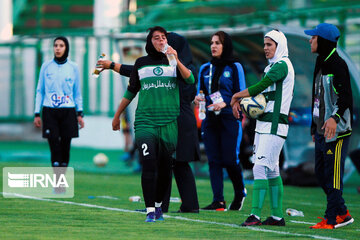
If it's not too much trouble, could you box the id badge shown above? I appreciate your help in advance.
[209,91,223,115]
[313,98,320,117]
[209,91,224,104]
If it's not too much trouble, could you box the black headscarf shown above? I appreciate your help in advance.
[53,36,69,64]
[168,32,193,67]
[168,32,198,103]
[145,26,167,60]
[209,31,236,93]
[314,36,337,75]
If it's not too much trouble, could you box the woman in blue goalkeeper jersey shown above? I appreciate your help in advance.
[195,31,247,211]
[34,36,84,173]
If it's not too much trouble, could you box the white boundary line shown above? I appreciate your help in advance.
[2,192,343,240]
[298,202,360,208]
[290,220,316,225]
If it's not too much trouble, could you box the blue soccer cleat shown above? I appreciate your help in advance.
[145,212,155,222]
[155,207,164,221]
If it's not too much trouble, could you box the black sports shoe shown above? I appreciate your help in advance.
[262,216,286,226]
[229,188,247,211]
[201,201,226,211]
[241,215,262,226]
[229,196,246,211]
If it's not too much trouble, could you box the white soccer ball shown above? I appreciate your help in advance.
[240,94,267,119]
[93,153,109,167]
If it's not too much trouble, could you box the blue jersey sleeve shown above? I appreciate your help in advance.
[234,62,246,92]
[197,63,207,94]
[221,62,246,107]
[34,62,47,114]
[73,64,83,112]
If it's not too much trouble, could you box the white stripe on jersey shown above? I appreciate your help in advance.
[138,65,176,80]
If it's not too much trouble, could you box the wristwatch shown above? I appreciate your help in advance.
[331,114,340,124]
[110,62,115,70]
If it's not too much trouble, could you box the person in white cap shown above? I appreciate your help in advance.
[231,29,295,226]
[304,23,354,229]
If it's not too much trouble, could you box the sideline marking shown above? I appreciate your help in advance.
[290,220,315,225]
[298,202,360,208]
[3,192,343,240]
[96,196,119,200]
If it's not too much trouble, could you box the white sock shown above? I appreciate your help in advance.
[146,207,155,214]
[272,215,282,221]
[155,202,162,208]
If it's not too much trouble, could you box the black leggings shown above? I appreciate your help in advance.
[48,137,72,167]
[141,149,173,208]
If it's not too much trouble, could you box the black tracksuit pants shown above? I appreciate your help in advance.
[314,132,350,225]
[161,161,199,212]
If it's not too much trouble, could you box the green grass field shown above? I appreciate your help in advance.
[1,141,359,240]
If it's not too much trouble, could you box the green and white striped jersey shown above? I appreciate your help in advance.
[124,56,194,129]
[256,57,295,138]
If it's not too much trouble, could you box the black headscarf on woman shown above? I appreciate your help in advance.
[209,31,236,93]
[168,32,192,67]
[314,36,337,75]
[145,26,167,60]
[54,36,69,64]
[168,32,198,104]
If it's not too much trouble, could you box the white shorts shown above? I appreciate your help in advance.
[253,132,285,171]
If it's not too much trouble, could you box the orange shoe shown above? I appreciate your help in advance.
[335,210,354,228]
[310,217,328,229]
[316,223,335,229]
[336,210,351,223]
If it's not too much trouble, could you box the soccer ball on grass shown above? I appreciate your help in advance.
[93,153,109,167]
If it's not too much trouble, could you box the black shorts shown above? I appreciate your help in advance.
[41,107,79,139]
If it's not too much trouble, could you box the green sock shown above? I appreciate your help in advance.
[251,179,268,217]
[268,176,284,218]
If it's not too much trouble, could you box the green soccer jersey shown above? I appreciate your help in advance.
[248,58,295,138]
[124,56,194,129]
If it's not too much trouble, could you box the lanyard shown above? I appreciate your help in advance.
[315,71,322,96]
[208,64,213,94]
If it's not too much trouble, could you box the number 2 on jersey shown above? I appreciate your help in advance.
[142,143,149,156]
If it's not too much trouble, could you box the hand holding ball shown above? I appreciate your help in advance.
[240,94,267,119]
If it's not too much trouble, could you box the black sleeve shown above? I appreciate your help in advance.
[333,62,352,118]
[311,72,316,136]
[119,64,134,78]
[127,61,141,94]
